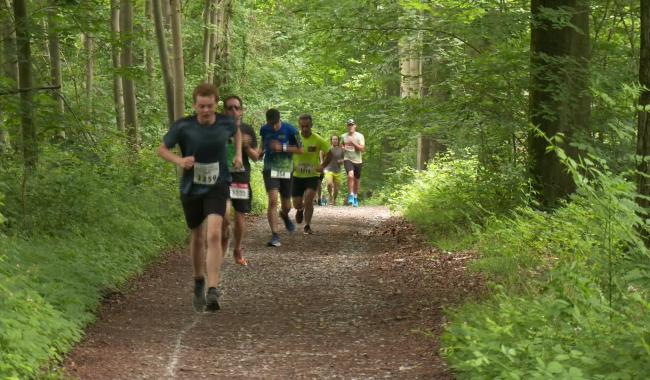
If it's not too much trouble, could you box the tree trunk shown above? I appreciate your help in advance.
[636,0,650,242]
[144,0,155,98]
[111,0,125,131]
[202,0,214,83]
[153,0,174,124]
[2,0,18,83]
[221,0,233,86]
[528,0,591,209]
[13,0,36,169]
[47,5,63,115]
[170,0,185,119]
[83,33,94,113]
[209,0,223,86]
[120,0,139,151]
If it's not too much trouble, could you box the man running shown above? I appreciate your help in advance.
[223,95,258,265]
[342,118,365,207]
[323,135,344,205]
[292,114,331,234]
[158,83,242,312]
[259,108,303,246]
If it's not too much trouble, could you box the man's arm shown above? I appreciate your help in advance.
[157,143,194,169]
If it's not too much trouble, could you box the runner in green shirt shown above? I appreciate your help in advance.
[292,114,331,234]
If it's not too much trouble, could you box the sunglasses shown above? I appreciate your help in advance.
[226,105,241,111]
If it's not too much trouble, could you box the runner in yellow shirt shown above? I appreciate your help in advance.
[292,114,331,234]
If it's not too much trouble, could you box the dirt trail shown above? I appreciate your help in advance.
[63,206,480,379]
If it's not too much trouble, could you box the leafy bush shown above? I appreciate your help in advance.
[442,167,650,378]
[0,143,186,378]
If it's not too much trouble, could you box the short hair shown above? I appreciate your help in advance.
[330,135,339,143]
[224,95,243,107]
[298,114,312,125]
[266,108,280,124]
[192,83,219,103]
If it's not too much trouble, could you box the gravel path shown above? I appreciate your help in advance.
[63,206,481,379]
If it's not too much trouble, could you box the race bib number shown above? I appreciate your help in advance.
[297,163,312,175]
[193,162,219,185]
[271,168,291,179]
[229,183,249,199]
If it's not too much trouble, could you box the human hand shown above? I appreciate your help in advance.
[178,156,195,169]
[269,140,282,152]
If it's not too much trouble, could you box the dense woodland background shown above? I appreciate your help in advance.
[1,0,650,378]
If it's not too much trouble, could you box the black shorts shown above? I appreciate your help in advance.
[263,170,292,199]
[231,182,253,214]
[180,182,229,229]
[291,176,319,198]
[344,160,362,179]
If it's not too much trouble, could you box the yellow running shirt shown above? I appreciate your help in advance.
[292,133,330,178]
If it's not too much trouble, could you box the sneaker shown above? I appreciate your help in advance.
[295,208,304,224]
[353,196,359,208]
[347,194,355,206]
[233,248,248,266]
[267,233,281,247]
[303,224,313,235]
[206,287,220,311]
[192,278,206,312]
[279,210,295,232]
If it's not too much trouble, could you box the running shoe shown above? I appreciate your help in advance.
[295,208,304,224]
[267,233,281,247]
[279,210,295,232]
[192,278,206,312]
[303,224,313,235]
[347,194,355,206]
[353,196,359,208]
[206,287,220,311]
[233,248,248,266]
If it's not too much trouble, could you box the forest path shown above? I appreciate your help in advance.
[63,206,480,379]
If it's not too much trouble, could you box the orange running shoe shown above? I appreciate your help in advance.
[233,248,248,266]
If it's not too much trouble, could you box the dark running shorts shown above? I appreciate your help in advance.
[343,160,362,179]
[263,170,292,199]
[231,182,253,213]
[180,182,229,229]
[291,176,319,198]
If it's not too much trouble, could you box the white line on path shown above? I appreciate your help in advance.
[165,315,201,379]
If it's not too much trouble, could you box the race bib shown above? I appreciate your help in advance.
[297,163,312,175]
[271,168,291,179]
[270,158,292,179]
[193,162,219,185]
[229,183,249,199]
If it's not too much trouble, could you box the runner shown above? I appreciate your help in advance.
[222,95,259,266]
[323,135,344,205]
[292,114,331,234]
[157,83,242,312]
[342,118,365,207]
[259,108,303,246]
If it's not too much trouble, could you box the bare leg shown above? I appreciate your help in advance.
[190,224,206,279]
[280,196,292,217]
[204,214,224,288]
[234,212,245,251]
[221,201,232,257]
[267,189,279,234]
[303,188,317,225]
[293,196,304,214]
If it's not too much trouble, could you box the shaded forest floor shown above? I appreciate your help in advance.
[62,206,482,379]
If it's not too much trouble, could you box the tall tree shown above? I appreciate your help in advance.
[144,0,155,98]
[528,0,591,208]
[111,0,125,131]
[1,0,17,151]
[83,32,94,113]
[121,0,139,151]
[153,0,174,124]
[170,0,185,119]
[47,3,63,115]
[637,0,650,239]
[13,0,36,168]
[202,0,215,83]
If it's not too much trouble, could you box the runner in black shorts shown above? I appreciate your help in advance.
[158,83,242,312]
[222,95,259,265]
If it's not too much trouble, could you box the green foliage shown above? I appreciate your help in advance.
[442,164,650,378]
[386,152,525,248]
[0,143,185,378]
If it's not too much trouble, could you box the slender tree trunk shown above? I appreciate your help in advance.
[83,33,94,113]
[636,0,650,243]
[47,5,63,115]
[144,0,155,98]
[221,0,233,86]
[208,0,219,85]
[153,0,174,124]
[13,0,36,168]
[170,0,185,119]
[111,0,125,131]
[528,0,591,208]
[202,0,213,83]
[121,0,139,151]
[1,0,17,151]
[161,0,174,79]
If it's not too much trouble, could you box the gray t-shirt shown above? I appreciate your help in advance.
[323,146,344,173]
[163,113,236,196]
